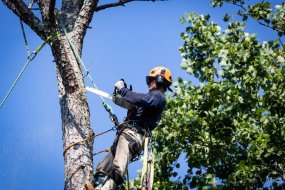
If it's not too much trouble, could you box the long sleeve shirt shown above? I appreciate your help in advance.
[118,87,166,131]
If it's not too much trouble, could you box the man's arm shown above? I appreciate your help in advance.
[118,88,162,108]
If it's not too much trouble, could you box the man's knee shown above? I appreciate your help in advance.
[109,168,124,186]
[95,152,114,173]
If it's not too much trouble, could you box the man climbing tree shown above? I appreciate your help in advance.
[86,67,173,189]
[1,1,168,189]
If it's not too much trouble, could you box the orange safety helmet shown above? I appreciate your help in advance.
[146,66,173,92]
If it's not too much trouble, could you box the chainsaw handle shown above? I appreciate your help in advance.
[114,79,132,95]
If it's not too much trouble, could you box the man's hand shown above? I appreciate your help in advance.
[115,79,127,91]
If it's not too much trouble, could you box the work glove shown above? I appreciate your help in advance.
[115,79,127,91]
[113,79,134,110]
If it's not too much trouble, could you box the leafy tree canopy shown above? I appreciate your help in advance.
[147,1,285,189]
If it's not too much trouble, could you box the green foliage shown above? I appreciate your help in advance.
[211,0,285,37]
[150,2,285,189]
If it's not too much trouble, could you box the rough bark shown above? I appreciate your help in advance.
[37,0,56,31]
[50,34,94,190]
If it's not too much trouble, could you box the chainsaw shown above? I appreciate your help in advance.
[85,86,134,110]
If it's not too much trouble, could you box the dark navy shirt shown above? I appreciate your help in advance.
[118,87,166,131]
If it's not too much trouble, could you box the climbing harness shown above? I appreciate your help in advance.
[0,21,59,109]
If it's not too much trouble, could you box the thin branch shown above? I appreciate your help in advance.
[36,0,56,27]
[2,0,45,40]
[95,0,168,12]
[279,37,284,47]
[228,1,284,40]
[230,1,247,11]
[95,0,134,11]
[257,21,284,33]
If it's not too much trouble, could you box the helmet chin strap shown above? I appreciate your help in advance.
[148,81,166,93]
[148,80,157,91]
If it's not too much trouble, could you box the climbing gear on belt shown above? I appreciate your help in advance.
[146,66,173,92]
[128,126,147,136]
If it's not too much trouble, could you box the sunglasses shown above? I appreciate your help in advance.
[146,76,155,85]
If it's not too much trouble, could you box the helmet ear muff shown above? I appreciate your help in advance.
[155,75,165,85]
[155,75,171,90]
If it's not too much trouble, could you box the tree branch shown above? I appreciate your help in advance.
[279,37,284,47]
[257,20,284,33]
[95,0,167,12]
[228,1,284,42]
[60,0,86,35]
[2,0,45,40]
[36,0,56,27]
[61,0,85,21]
[73,0,99,46]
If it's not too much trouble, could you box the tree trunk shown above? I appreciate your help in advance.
[50,34,94,190]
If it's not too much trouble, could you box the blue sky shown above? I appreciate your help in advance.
[0,0,282,189]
